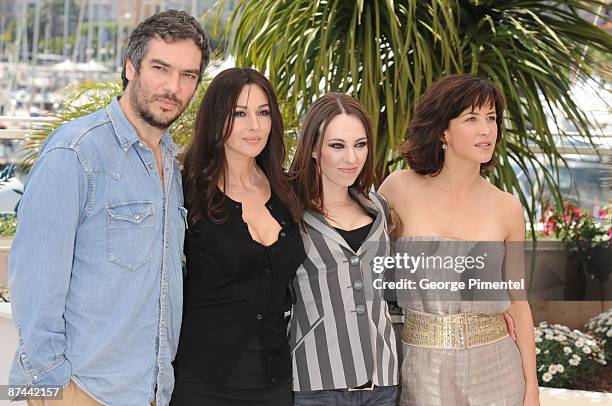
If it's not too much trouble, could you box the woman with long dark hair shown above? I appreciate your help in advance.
[379,74,539,406]
[288,93,399,405]
[170,68,305,405]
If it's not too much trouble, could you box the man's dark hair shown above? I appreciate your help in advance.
[121,10,210,89]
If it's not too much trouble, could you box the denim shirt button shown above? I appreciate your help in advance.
[148,163,155,170]
[20,353,26,359]
[32,375,38,381]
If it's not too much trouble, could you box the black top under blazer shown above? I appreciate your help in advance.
[173,189,306,386]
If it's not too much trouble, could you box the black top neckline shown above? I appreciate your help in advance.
[217,186,275,209]
[333,220,374,233]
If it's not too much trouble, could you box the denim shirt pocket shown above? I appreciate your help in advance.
[106,201,155,271]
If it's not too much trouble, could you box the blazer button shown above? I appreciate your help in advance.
[353,280,363,291]
[350,256,359,266]
[264,268,271,274]
[280,232,286,237]
[257,313,263,320]
[355,305,366,315]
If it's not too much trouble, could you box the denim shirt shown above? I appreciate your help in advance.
[8,98,186,406]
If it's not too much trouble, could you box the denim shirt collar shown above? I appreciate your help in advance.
[106,97,177,156]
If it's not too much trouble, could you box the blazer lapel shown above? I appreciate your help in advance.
[303,210,353,252]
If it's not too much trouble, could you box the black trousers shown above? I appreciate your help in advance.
[170,348,292,406]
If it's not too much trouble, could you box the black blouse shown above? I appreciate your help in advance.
[173,190,306,386]
[334,220,374,252]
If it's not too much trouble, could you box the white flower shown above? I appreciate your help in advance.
[575,339,584,348]
[535,348,541,355]
[572,354,581,362]
[556,364,565,373]
[535,337,542,343]
[583,346,592,354]
[542,372,553,382]
[545,334,554,340]
[563,346,572,354]
[569,358,579,366]
[548,364,558,374]
[607,330,612,338]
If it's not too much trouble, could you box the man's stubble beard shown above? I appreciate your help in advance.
[129,74,188,130]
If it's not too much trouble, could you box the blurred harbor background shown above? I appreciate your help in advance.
[0,0,609,218]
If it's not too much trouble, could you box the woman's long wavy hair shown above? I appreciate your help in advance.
[183,68,300,224]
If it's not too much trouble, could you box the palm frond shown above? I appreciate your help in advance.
[224,0,612,229]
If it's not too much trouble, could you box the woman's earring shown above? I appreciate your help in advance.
[442,143,448,150]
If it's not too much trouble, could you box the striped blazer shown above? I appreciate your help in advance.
[289,190,399,391]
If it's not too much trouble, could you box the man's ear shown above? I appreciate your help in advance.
[125,59,136,81]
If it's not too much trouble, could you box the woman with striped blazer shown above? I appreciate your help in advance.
[288,93,399,406]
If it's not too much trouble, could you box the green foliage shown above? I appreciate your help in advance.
[224,0,612,230]
[0,214,17,238]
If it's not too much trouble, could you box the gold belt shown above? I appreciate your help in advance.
[402,310,508,349]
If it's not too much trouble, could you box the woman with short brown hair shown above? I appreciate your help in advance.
[379,74,539,406]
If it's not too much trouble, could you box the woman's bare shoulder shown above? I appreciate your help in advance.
[379,169,420,196]
[482,181,524,232]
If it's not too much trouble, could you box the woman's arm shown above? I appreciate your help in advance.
[378,173,403,239]
[505,197,540,406]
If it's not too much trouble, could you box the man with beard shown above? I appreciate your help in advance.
[8,10,209,406]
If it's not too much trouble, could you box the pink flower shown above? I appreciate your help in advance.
[600,210,608,218]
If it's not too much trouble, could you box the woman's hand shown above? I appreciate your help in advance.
[504,310,517,341]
